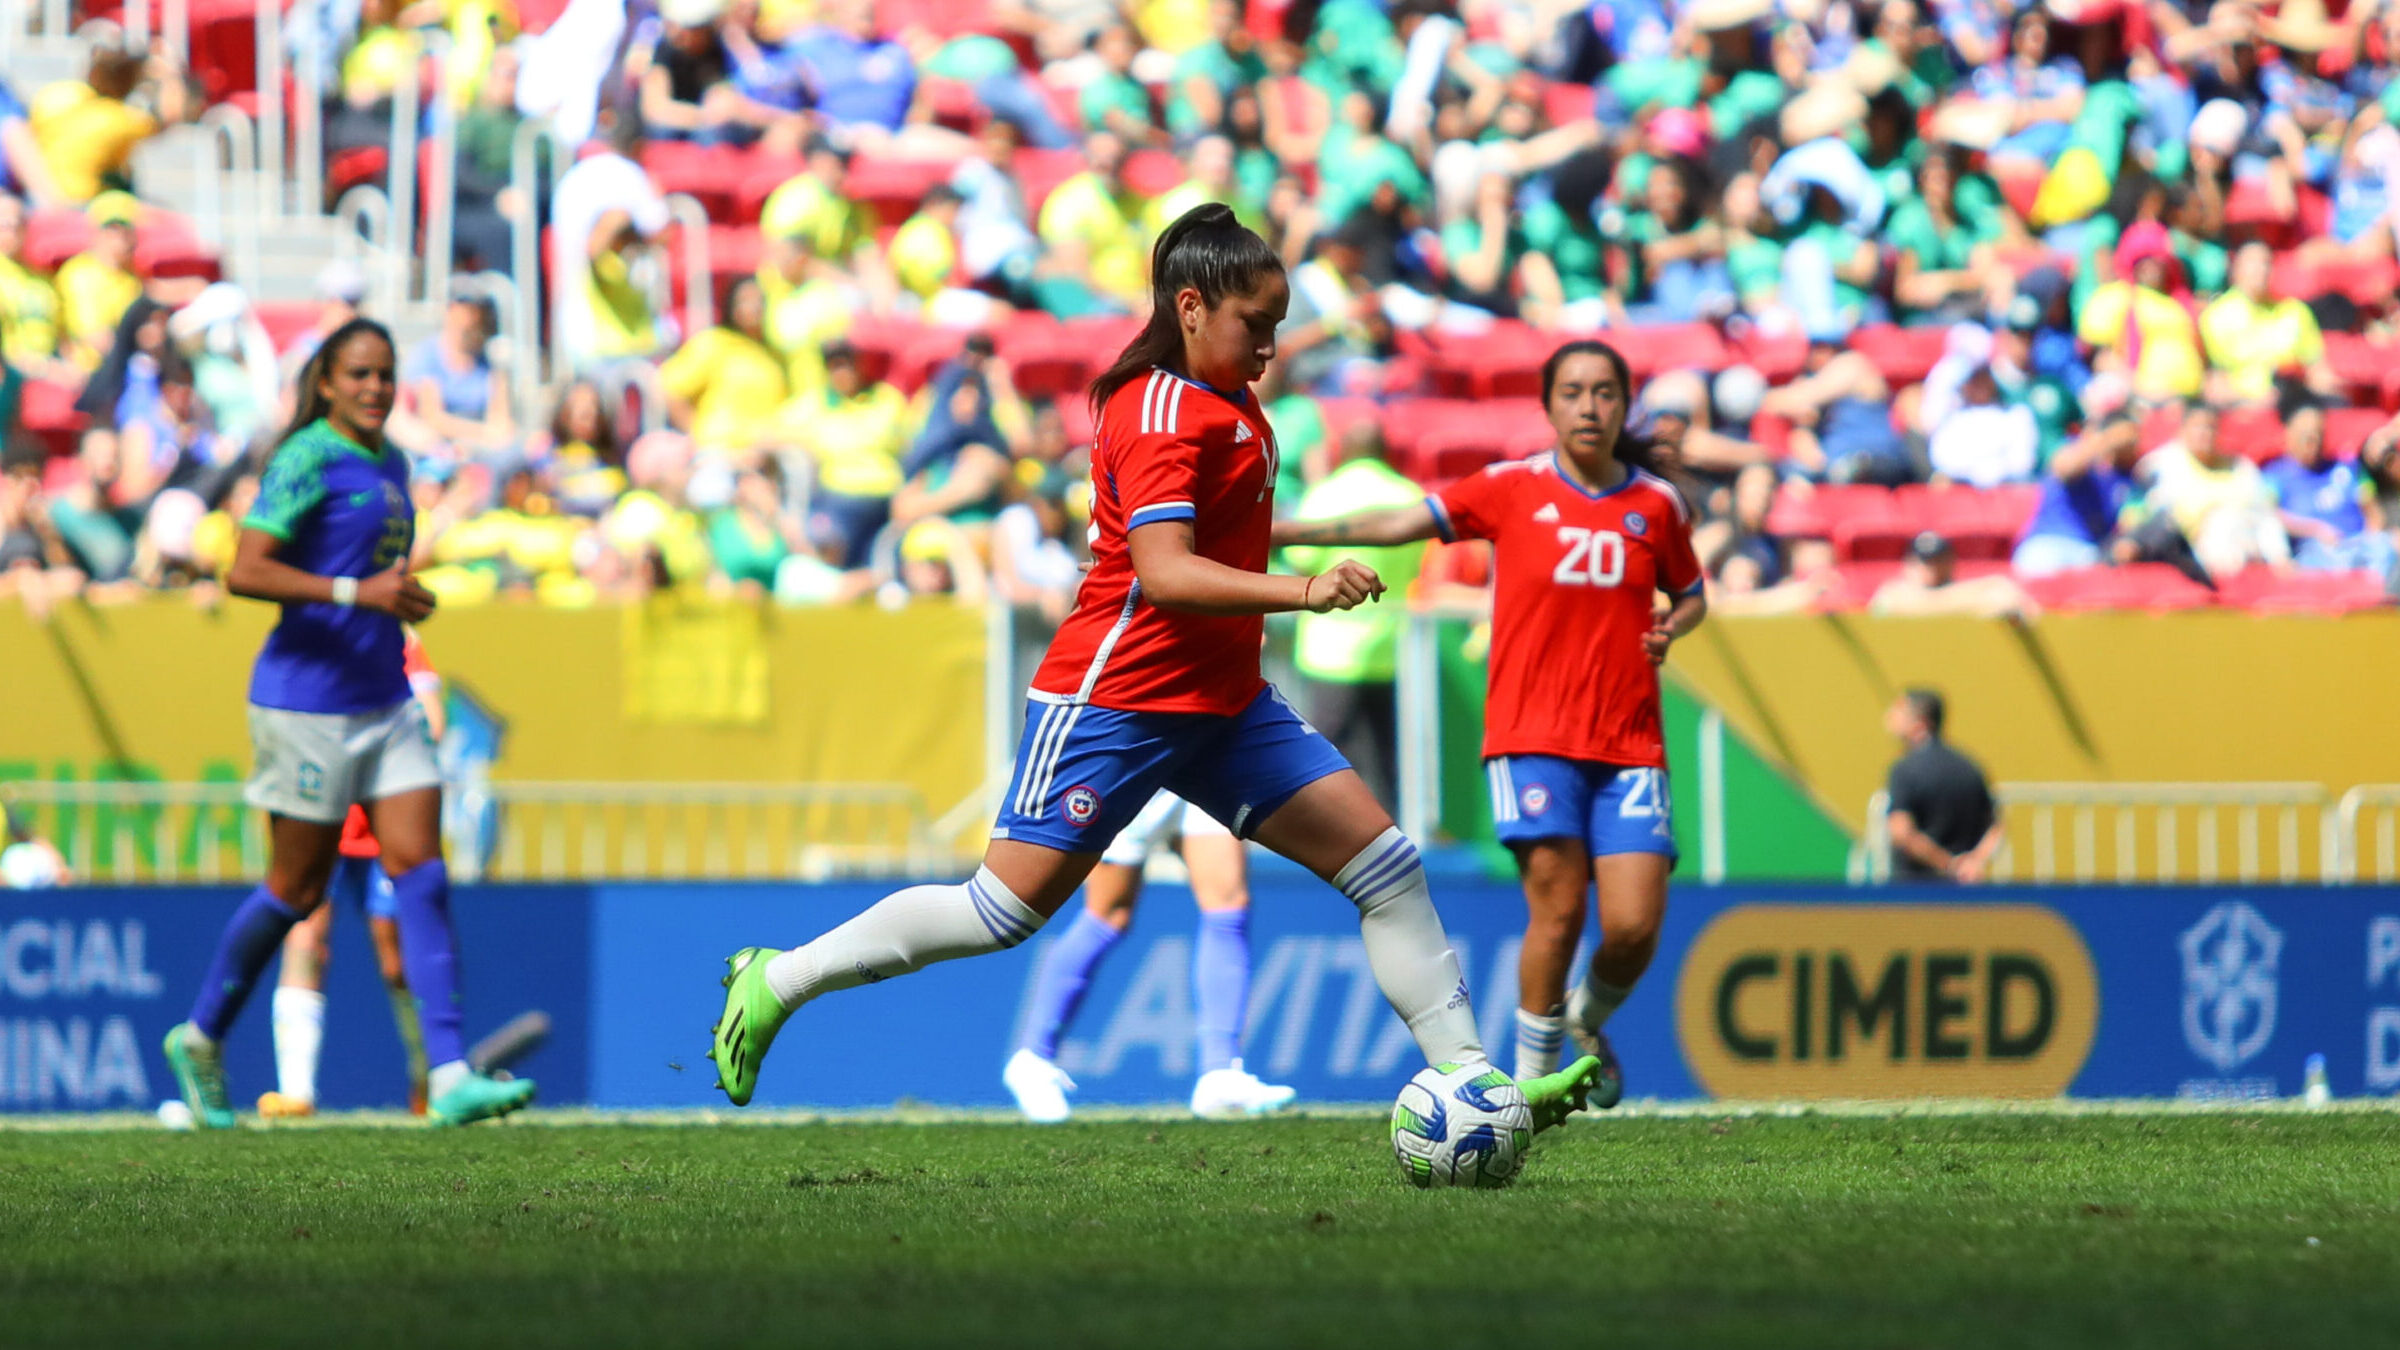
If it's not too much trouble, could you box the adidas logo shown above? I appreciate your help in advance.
[1533,503,1561,523]
[1233,422,1253,443]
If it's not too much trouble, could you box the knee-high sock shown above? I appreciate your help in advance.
[1193,909,1250,1073]
[1514,1008,1564,1082]
[1018,909,1122,1060]
[388,860,466,1071]
[272,986,327,1101]
[189,888,302,1041]
[1569,974,1636,1036]
[1332,827,1483,1066]
[765,866,1043,1010]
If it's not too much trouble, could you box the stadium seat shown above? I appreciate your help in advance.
[1847,325,1948,386]
[2325,407,2389,460]
[1123,150,1185,199]
[2271,254,2400,308]
[2218,407,2286,463]
[1010,148,1085,217]
[1614,322,1730,378]
[2322,334,2400,410]
[1732,326,1808,383]
[20,207,218,280]
[843,157,960,228]
[254,301,319,352]
[1540,81,1596,127]
[1899,485,2018,561]
[920,77,983,132]
[1768,484,1893,545]
[19,380,85,460]
[2212,567,2392,613]
[2022,564,2216,612]
[326,145,390,201]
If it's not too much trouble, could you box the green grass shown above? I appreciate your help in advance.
[6,1110,2400,1349]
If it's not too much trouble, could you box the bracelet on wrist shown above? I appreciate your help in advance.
[1301,576,1315,610]
[330,576,360,608]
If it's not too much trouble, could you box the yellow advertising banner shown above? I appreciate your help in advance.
[1676,904,2100,1098]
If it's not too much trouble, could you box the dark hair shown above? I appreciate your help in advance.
[283,317,395,445]
[1539,340,1663,476]
[550,378,622,463]
[157,347,195,389]
[1088,203,1282,415]
[1648,156,1712,233]
[88,46,144,99]
[718,273,762,328]
[1904,687,1946,737]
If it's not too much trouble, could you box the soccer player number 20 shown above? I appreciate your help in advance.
[1550,526,1626,588]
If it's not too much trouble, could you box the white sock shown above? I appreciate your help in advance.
[764,866,1041,1010]
[428,1059,471,1099]
[1569,974,1636,1036]
[1332,827,1484,1065]
[271,986,326,1103]
[1514,1008,1564,1082]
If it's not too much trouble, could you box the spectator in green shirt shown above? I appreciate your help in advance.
[1613,156,1736,324]
[1887,148,2001,326]
[1281,422,1429,807]
[1165,0,1262,142]
[1439,168,1531,318]
[1079,24,1167,146]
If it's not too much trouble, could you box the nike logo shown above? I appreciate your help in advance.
[350,490,377,506]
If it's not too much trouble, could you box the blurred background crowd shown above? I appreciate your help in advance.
[5,0,2400,622]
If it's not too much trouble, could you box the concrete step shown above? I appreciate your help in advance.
[0,38,91,97]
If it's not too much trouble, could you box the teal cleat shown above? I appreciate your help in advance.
[162,1022,238,1130]
[429,1072,537,1126]
[1519,1055,1604,1133]
[1568,1015,1627,1110]
[707,947,793,1107]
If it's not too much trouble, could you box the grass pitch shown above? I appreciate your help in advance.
[5,1108,2399,1349]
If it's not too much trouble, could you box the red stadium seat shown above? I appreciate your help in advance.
[1819,562,1902,610]
[20,207,217,279]
[1010,148,1085,217]
[1847,325,1948,386]
[843,157,961,227]
[919,77,983,132]
[326,145,390,201]
[876,0,1001,39]
[2325,408,2390,460]
[19,380,86,460]
[1769,484,1893,544]
[2021,564,2216,612]
[1896,485,2016,560]
[1732,326,1808,383]
[253,301,320,352]
[1614,323,1729,378]
[2212,566,2391,613]
[1123,149,1185,199]
[1540,81,1596,127]
[732,155,810,222]
[2322,334,2400,410]
[2218,407,2286,463]
[1313,396,1380,453]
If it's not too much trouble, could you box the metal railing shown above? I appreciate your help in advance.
[0,780,954,885]
[1864,782,2352,883]
[664,192,714,338]
[2336,786,2400,883]
[193,103,264,289]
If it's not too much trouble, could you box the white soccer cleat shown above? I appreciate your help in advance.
[1003,1048,1076,1123]
[1190,1060,1298,1119]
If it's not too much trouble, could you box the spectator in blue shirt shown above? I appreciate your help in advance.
[791,0,971,159]
[2265,399,2397,585]
[2012,412,2146,576]
[0,77,63,207]
[1970,8,2086,174]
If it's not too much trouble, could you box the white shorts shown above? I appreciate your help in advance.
[1098,790,1231,868]
[245,700,441,825]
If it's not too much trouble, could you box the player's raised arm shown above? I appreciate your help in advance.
[1131,519,1385,614]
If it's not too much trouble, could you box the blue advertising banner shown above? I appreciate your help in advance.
[0,886,591,1112]
[8,878,2399,1111]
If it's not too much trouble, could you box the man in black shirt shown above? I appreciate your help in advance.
[1883,689,2002,882]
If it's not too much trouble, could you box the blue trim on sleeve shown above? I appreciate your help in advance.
[1424,495,1456,543]
[1677,577,1707,598]
[1128,503,1198,527]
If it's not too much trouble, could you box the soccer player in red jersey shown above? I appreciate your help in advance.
[709,206,1600,1124]
[256,630,444,1119]
[1270,340,1708,1107]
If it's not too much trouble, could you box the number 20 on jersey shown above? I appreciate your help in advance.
[1552,526,1626,588]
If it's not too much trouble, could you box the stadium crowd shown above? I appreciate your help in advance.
[5,0,2400,618]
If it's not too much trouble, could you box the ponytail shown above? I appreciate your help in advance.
[281,317,394,448]
[1088,202,1283,416]
[1540,338,1663,476]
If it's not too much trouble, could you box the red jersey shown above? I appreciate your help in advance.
[1031,368,1280,715]
[336,633,443,858]
[1433,454,1701,767]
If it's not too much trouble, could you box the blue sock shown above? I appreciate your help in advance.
[1020,909,1122,1061]
[1194,909,1251,1073]
[189,887,302,1040]
[389,860,466,1069]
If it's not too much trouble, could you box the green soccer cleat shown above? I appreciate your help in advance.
[429,1072,537,1126]
[707,947,793,1107]
[162,1022,238,1130]
[1519,1054,1604,1133]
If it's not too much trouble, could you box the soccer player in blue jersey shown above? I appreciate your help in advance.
[162,319,535,1128]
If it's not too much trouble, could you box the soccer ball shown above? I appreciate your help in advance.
[1389,1060,1534,1189]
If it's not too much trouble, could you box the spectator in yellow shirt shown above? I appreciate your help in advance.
[888,184,1004,327]
[2199,241,2340,407]
[658,276,790,455]
[30,45,190,203]
[0,192,72,382]
[2075,221,2203,406]
[1037,131,1150,309]
[758,136,896,312]
[56,192,144,371]
[798,340,912,567]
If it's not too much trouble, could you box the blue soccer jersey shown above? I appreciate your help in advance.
[241,419,414,714]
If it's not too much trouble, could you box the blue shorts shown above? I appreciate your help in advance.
[991,686,1350,854]
[328,854,398,919]
[1486,756,1678,860]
